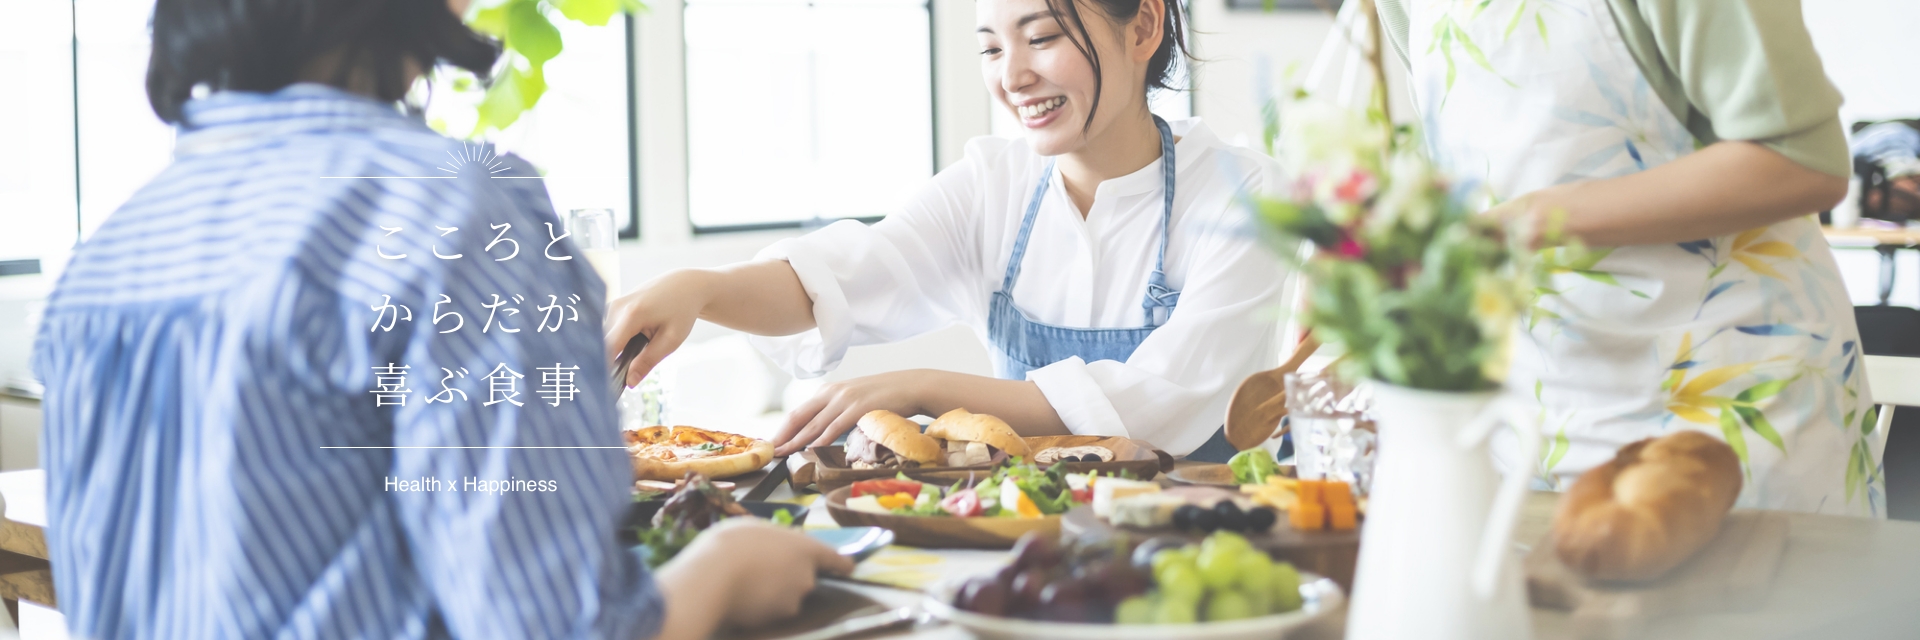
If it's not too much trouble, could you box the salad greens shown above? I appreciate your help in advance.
[1229,449,1282,485]
[856,457,1101,518]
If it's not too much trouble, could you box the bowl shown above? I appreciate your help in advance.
[922,571,1345,640]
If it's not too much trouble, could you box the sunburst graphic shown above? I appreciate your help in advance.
[439,142,510,176]
[318,141,541,179]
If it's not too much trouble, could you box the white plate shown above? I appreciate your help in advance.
[922,572,1345,640]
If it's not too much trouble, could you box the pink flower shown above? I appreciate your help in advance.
[1333,169,1378,203]
[1335,237,1366,259]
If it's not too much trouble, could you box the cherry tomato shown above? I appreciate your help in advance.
[850,479,922,498]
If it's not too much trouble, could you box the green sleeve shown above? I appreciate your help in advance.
[1613,0,1851,177]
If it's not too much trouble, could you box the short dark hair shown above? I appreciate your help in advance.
[1042,0,1192,132]
[146,0,500,124]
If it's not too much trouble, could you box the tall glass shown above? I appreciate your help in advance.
[566,208,622,300]
[1284,371,1378,494]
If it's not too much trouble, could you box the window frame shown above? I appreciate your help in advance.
[676,0,940,235]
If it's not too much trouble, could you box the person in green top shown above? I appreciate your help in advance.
[1371,0,1881,516]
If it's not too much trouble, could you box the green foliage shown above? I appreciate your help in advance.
[457,0,644,137]
[1250,99,1544,392]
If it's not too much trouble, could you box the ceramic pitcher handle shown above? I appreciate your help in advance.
[1455,396,1540,600]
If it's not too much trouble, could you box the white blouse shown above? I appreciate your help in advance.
[750,118,1292,455]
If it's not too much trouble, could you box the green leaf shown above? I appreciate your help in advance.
[1542,426,1570,473]
[507,1,564,64]
[1718,404,1750,473]
[1846,441,1864,502]
[1451,26,1516,88]
[469,1,514,37]
[1536,13,1549,45]
[1733,378,1791,404]
[474,64,546,134]
[555,0,620,26]
[1503,0,1527,41]
[1862,405,1880,436]
[1732,405,1786,453]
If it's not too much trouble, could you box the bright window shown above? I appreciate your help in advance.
[682,0,936,230]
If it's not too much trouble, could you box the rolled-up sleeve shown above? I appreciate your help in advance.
[750,139,998,377]
[1633,0,1851,177]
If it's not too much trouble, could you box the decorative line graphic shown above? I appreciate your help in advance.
[320,142,543,179]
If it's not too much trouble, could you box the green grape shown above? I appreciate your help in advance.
[1152,594,1199,624]
[1239,553,1275,615]
[1159,564,1205,606]
[1270,562,1304,613]
[1245,583,1274,616]
[1238,552,1275,593]
[1149,548,1183,578]
[1205,590,1255,622]
[1195,543,1241,591]
[1115,595,1156,625]
[1205,530,1252,553]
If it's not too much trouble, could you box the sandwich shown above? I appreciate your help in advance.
[845,410,942,469]
[926,408,1032,467]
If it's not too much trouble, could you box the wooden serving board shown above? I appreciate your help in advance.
[822,486,1061,549]
[795,435,1173,493]
[1060,506,1361,592]
[1524,510,1790,640]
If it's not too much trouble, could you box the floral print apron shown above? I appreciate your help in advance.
[1408,0,1883,515]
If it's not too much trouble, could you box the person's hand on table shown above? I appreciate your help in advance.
[770,371,932,456]
[652,519,855,640]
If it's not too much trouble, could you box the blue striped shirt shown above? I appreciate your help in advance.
[32,84,661,639]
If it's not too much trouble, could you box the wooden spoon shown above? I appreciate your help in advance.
[1223,334,1320,452]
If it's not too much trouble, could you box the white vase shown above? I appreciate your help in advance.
[1345,383,1538,640]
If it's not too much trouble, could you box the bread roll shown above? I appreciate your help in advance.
[1551,430,1742,582]
[855,410,942,464]
[927,408,1031,458]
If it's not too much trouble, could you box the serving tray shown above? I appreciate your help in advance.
[794,435,1173,493]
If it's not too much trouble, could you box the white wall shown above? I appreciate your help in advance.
[1804,0,1920,125]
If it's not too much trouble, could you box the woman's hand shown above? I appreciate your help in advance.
[770,371,932,456]
[605,269,714,388]
[652,519,855,639]
[769,369,1073,456]
[604,261,819,389]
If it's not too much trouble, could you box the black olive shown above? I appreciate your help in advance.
[1214,501,1247,532]
[1171,504,1202,531]
[1190,507,1220,533]
[1246,507,1278,532]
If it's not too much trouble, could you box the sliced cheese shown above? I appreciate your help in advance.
[1092,478,1161,519]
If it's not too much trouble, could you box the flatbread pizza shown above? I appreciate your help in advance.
[623,426,776,481]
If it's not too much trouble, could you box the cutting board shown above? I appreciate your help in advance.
[1524,510,1789,640]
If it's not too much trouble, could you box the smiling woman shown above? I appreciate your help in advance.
[606,0,1292,463]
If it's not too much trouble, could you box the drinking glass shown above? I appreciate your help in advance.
[1284,371,1378,493]
[566,208,622,299]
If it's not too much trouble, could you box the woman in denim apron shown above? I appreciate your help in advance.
[609,0,1289,461]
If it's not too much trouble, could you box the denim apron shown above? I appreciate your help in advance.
[989,116,1239,461]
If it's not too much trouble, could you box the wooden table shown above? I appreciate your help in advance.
[834,491,1920,640]
[8,467,1920,639]
[1824,225,1920,305]
[0,470,53,625]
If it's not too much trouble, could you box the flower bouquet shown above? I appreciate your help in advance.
[1247,100,1542,392]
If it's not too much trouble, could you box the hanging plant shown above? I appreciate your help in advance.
[453,0,644,136]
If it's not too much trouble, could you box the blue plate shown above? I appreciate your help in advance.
[808,527,895,562]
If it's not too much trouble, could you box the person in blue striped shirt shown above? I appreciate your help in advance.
[31,0,849,637]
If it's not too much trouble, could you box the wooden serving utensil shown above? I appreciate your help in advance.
[1223,334,1320,452]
